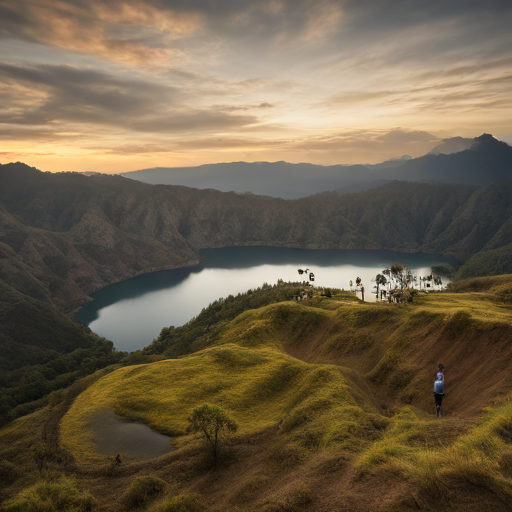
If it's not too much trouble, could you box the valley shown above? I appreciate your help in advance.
[1,160,511,428]
[75,246,456,352]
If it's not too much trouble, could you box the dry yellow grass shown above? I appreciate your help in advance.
[3,275,512,510]
[60,341,378,466]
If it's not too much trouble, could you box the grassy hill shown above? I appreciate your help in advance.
[2,278,512,511]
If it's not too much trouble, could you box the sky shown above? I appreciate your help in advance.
[1,0,512,173]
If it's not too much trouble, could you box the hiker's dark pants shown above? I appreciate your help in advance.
[434,393,444,408]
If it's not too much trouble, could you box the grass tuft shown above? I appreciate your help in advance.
[4,476,96,512]
[122,474,166,509]
[157,493,203,512]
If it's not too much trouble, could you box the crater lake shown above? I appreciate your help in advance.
[74,247,457,352]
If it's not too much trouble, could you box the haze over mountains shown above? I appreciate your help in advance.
[121,134,512,199]
[427,136,474,155]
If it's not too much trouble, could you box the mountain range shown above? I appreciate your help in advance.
[120,134,512,199]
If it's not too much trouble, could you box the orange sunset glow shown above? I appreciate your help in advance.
[1,0,512,173]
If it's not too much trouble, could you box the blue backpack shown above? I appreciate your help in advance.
[434,379,444,394]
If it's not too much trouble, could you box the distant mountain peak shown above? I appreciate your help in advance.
[471,133,510,151]
[428,136,474,155]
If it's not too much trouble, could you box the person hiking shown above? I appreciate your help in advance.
[434,377,445,417]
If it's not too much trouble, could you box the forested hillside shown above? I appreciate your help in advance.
[2,163,512,309]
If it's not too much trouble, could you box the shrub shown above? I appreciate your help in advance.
[159,494,203,512]
[261,485,313,511]
[122,474,166,509]
[267,442,308,469]
[5,477,96,512]
[356,441,412,477]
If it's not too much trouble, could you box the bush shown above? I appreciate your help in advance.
[122,474,166,509]
[159,494,203,512]
[187,403,238,470]
[5,477,96,512]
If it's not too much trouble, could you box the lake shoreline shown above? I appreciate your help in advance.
[74,246,459,353]
[70,246,461,318]
[69,257,203,318]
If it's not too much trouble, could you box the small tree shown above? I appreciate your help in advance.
[187,404,238,470]
[375,274,387,297]
[383,264,414,291]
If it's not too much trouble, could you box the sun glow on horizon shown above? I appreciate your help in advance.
[1,1,511,173]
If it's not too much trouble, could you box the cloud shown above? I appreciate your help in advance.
[0,0,202,66]
[0,62,258,133]
[0,1,511,170]
[0,125,83,141]
[130,111,257,133]
[0,150,55,158]
[94,136,286,155]
[211,102,275,112]
[92,128,443,159]
[327,91,396,106]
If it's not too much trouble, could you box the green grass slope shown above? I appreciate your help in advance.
[2,277,512,511]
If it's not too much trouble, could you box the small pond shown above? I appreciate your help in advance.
[87,409,173,460]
